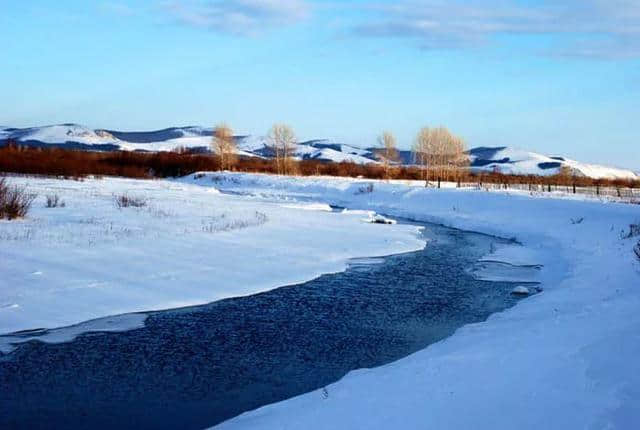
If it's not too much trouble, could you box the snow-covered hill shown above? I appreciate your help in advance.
[469,147,638,180]
[0,124,378,165]
[1,124,636,180]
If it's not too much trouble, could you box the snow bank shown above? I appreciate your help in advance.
[0,176,424,337]
[198,172,640,430]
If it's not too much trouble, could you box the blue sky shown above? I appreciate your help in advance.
[1,0,639,169]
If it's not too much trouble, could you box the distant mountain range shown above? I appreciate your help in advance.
[1,124,637,180]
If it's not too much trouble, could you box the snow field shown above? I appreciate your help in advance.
[0,176,424,339]
[187,172,640,430]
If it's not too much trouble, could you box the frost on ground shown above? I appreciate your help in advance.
[191,172,640,430]
[0,176,424,338]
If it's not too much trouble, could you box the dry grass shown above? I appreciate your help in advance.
[1,143,639,194]
[114,194,147,209]
[0,178,37,220]
[45,194,65,208]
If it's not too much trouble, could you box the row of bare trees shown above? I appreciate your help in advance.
[214,122,468,183]
[2,144,638,193]
[211,123,297,175]
[376,127,468,184]
[413,127,468,184]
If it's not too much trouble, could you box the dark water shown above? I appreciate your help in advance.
[0,223,527,430]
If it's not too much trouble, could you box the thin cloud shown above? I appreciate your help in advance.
[163,0,311,36]
[351,0,640,59]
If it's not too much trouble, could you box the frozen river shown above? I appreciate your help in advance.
[0,221,534,429]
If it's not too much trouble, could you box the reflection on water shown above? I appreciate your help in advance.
[0,223,530,430]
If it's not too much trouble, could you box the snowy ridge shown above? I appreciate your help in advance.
[1,124,122,147]
[0,124,378,165]
[469,146,637,180]
[1,124,637,180]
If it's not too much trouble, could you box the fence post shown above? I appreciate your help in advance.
[438,177,441,189]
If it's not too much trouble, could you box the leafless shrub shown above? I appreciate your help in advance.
[211,174,242,185]
[0,178,37,220]
[0,227,35,241]
[570,217,584,225]
[201,211,267,233]
[114,194,147,209]
[45,194,65,208]
[624,223,640,239]
[355,183,374,195]
[146,205,175,219]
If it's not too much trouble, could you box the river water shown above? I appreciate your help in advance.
[0,221,533,430]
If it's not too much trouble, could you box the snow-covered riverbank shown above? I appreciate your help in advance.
[0,176,424,340]
[2,172,639,428]
[187,172,640,430]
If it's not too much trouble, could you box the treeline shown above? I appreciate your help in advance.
[0,144,639,190]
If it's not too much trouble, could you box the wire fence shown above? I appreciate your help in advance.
[421,180,640,203]
[471,182,640,199]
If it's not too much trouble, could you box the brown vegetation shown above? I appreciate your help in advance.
[211,123,237,171]
[0,177,36,219]
[376,131,399,179]
[412,126,469,186]
[0,144,638,196]
[45,194,65,208]
[114,194,147,209]
[268,124,297,175]
[0,144,219,178]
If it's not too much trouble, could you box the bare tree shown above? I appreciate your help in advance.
[557,165,577,192]
[268,123,297,175]
[412,126,467,186]
[211,123,236,171]
[376,131,399,179]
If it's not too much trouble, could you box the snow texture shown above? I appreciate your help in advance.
[192,172,640,430]
[0,176,424,338]
[2,171,639,429]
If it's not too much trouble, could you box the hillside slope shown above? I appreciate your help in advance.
[1,124,636,180]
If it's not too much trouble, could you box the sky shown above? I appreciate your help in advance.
[1,0,639,169]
